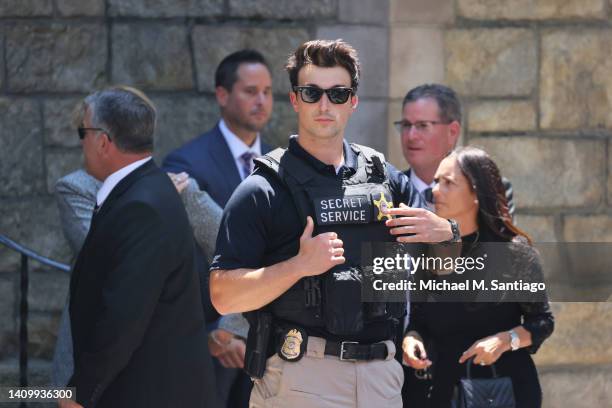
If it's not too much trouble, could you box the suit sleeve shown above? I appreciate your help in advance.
[180,178,222,262]
[55,178,96,254]
[162,148,193,174]
[68,202,178,407]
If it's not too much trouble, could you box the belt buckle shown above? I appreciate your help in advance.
[339,341,358,361]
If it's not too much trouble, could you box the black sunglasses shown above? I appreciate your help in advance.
[78,127,110,141]
[293,86,355,104]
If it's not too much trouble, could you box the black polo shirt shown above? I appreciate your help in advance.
[210,136,423,340]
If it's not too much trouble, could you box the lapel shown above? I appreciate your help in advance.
[261,141,272,155]
[69,160,158,296]
[208,124,243,193]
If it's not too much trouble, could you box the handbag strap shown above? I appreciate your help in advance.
[466,357,498,378]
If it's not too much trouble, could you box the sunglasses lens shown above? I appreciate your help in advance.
[78,128,85,139]
[328,88,352,104]
[301,87,323,103]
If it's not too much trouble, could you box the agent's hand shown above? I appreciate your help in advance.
[459,332,511,366]
[208,329,246,369]
[295,216,345,277]
[385,203,453,243]
[167,172,190,194]
[402,332,432,369]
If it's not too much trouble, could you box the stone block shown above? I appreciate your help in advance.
[228,0,336,19]
[0,98,45,197]
[563,215,612,242]
[0,359,17,386]
[540,364,612,407]
[468,100,536,133]
[344,100,388,154]
[153,95,220,163]
[0,197,72,274]
[609,141,612,206]
[389,27,445,99]
[316,26,388,98]
[28,359,55,388]
[261,97,296,149]
[0,278,17,359]
[389,0,454,23]
[469,137,605,208]
[43,97,84,148]
[458,0,606,20]
[6,24,107,92]
[112,24,193,91]
[515,215,557,242]
[338,0,389,24]
[28,271,69,313]
[0,32,3,90]
[56,0,105,16]
[535,303,612,366]
[445,29,537,97]
[108,0,223,17]
[192,26,309,94]
[45,149,84,195]
[386,98,408,169]
[540,30,612,130]
[27,313,60,359]
[0,1,53,16]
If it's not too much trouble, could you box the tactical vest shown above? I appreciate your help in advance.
[253,143,405,337]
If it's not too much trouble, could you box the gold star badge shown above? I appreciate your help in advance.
[373,192,393,221]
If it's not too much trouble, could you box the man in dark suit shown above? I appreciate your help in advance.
[63,87,215,408]
[163,49,273,208]
[162,49,273,408]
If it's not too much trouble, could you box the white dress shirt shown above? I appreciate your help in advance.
[219,119,262,180]
[409,170,435,195]
[96,157,152,207]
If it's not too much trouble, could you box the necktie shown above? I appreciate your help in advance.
[240,152,255,180]
[423,187,434,208]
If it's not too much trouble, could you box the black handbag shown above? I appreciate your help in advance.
[451,358,516,408]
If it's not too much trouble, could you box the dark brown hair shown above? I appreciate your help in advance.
[453,146,532,244]
[285,39,360,90]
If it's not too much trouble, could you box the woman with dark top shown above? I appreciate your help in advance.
[402,146,554,407]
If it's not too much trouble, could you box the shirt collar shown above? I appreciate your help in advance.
[96,156,152,206]
[219,119,262,160]
[287,135,357,177]
[409,170,435,193]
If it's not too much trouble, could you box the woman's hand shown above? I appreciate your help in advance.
[402,332,432,370]
[167,172,190,194]
[459,332,511,366]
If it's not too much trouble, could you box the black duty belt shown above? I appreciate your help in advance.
[324,340,389,361]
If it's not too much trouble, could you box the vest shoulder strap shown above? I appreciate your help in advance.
[254,147,317,185]
[350,143,388,179]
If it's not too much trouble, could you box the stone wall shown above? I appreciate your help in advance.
[0,1,610,405]
[387,1,612,406]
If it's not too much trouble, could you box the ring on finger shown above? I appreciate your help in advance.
[479,361,486,366]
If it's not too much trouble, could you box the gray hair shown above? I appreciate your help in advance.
[402,83,462,124]
[82,86,156,153]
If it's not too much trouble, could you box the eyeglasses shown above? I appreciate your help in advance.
[293,86,355,104]
[78,127,110,141]
[393,120,450,134]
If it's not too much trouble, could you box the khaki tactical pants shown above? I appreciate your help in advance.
[249,337,403,408]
